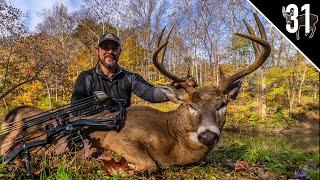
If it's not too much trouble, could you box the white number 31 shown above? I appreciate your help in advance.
[282,4,310,33]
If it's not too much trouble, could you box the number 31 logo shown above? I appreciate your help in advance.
[282,4,318,40]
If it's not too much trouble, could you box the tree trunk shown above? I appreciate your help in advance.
[45,82,52,109]
[204,62,207,84]
[199,63,203,86]
[192,60,195,79]
[287,87,296,117]
[289,94,295,116]
[195,61,199,84]
[62,88,65,101]
[55,80,58,102]
[2,98,8,110]
[261,71,267,120]
[298,66,307,103]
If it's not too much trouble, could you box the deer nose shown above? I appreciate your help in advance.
[198,130,219,147]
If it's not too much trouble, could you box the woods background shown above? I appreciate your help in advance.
[0,0,319,129]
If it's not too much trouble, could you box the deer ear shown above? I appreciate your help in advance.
[158,86,186,104]
[225,78,243,101]
[282,6,286,16]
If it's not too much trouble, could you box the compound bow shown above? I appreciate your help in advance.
[0,91,126,179]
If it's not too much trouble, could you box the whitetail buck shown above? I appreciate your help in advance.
[282,6,318,40]
[0,13,270,175]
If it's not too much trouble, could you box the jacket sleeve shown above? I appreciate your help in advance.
[70,72,93,105]
[131,74,168,103]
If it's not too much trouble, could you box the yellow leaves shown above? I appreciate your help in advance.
[28,81,42,89]
[12,94,32,106]
[239,91,251,99]
[120,34,146,70]
[269,86,287,97]
[11,81,43,106]
[307,67,319,80]
[70,48,92,72]
[263,67,286,85]
[151,77,167,85]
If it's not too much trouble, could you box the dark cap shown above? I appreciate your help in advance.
[98,33,121,47]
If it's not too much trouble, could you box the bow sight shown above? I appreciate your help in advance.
[0,91,126,179]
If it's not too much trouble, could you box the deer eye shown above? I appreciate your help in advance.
[189,103,199,116]
[215,98,227,110]
[189,103,198,110]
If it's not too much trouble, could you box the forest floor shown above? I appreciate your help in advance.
[1,133,318,180]
[0,102,319,179]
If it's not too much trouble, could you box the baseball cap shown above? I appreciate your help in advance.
[98,33,121,47]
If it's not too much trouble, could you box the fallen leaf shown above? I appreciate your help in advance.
[235,160,250,171]
[294,168,310,180]
[101,156,133,176]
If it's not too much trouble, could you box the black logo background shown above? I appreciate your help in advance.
[249,0,319,69]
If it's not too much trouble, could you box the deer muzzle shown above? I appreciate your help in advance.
[197,130,219,147]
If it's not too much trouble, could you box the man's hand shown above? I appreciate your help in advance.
[158,86,185,104]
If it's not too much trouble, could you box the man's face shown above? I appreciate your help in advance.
[96,41,121,68]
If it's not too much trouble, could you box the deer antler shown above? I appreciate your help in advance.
[152,27,198,89]
[220,13,271,93]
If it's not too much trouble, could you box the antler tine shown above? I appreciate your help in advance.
[253,13,267,41]
[243,20,261,56]
[160,26,174,64]
[241,13,268,59]
[152,26,185,82]
[221,14,271,93]
[157,27,166,48]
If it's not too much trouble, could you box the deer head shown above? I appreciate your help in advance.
[153,13,271,148]
[282,6,294,24]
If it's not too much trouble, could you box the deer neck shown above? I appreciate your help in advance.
[166,105,196,138]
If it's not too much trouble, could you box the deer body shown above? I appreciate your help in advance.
[294,14,317,40]
[77,86,227,172]
[96,105,209,171]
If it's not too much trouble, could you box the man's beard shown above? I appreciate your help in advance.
[98,56,118,69]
